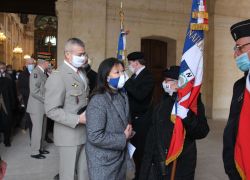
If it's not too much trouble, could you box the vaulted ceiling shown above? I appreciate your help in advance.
[0,0,56,16]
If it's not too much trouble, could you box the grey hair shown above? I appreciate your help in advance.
[64,38,85,54]
[37,59,46,64]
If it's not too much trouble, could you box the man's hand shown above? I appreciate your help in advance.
[79,111,86,124]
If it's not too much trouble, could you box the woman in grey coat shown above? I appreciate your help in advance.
[86,58,133,180]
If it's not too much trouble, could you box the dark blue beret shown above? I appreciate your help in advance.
[127,52,144,61]
[230,19,250,41]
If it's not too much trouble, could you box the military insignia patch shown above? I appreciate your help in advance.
[72,83,78,87]
[34,73,37,78]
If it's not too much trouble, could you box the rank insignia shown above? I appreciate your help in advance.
[34,73,37,78]
[72,83,79,87]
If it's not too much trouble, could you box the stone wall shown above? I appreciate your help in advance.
[56,0,249,120]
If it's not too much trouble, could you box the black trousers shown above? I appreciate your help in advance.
[131,114,151,180]
[0,109,11,144]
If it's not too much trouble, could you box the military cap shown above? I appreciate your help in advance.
[127,51,144,61]
[37,52,52,61]
[163,66,180,80]
[230,19,250,41]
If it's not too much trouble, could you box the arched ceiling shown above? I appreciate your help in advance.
[0,0,56,16]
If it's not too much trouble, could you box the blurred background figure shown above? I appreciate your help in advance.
[81,55,97,94]
[17,58,35,138]
[0,62,15,147]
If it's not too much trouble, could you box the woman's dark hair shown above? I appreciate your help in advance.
[90,57,120,98]
[117,60,125,69]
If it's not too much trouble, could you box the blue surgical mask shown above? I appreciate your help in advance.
[107,77,120,89]
[236,52,250,72]
[27,64,34,73]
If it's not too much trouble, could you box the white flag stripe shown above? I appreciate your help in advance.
[181,41,203,74]
[194,56,203,86]
[181,40,203,86]
[179,92,191,104]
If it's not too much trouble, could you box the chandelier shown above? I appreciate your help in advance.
[13,46,23,54]
[0,32,6,41]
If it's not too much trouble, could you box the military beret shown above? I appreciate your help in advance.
[163,66,180,80]
[37,52,52,61]
[127,52,144,61]
[230,19,250,41]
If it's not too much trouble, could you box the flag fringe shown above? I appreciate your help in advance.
[235,161,246,180]
[190,23,209,31]
[192,11,208,19]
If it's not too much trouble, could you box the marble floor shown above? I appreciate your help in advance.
[0,120,228,180]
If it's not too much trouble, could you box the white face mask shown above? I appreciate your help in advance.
[128,65,136,74]
[118,72,129,89]
[71,55,87,68]
[162,81,177,96]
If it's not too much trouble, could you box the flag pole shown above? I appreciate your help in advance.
[170,160,177,180]
[119,1,127,67]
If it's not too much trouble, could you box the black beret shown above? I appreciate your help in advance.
[163,66,180,80]
[230,19,250,41]
[127,52,144,61]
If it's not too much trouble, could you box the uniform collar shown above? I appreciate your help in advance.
[64,60,77,73]
[135,66,145,76]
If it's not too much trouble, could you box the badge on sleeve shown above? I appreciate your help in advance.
[34,73,37,78]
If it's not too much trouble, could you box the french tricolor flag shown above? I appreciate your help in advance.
[117,30,127,61]
[234,71,250,179]
[166,0,207,165]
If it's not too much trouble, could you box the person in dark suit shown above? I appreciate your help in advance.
[18,58,35,138]
[139,66,209,180]
[0,62,15,147]
[223,19,250,180]
[124,51,155,179]
[81,56,97,94]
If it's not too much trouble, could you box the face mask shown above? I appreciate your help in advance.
[0,69,4,73]
[27,64,34,72]
[72,55,87,68]
[236,52,250,72]
[162,81,177,96]
[108,76,120,89]
[128,65,136,74]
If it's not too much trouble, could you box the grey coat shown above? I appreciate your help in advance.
[44,62,89,146]
[86,91,129,180]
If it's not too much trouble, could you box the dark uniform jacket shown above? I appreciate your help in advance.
[223,75,247,180]
[17,68,30,107]
[83,65,97,94]
[0,76,15,131]
[124,68,154,118]
[139,93,209,180]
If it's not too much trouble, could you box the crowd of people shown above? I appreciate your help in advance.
[0,19,250,180]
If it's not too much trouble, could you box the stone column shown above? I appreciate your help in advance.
[56,0,73,65]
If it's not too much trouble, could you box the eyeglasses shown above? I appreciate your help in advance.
[233,42,250,52]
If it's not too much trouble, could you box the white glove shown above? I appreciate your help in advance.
[177,104,189,119]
